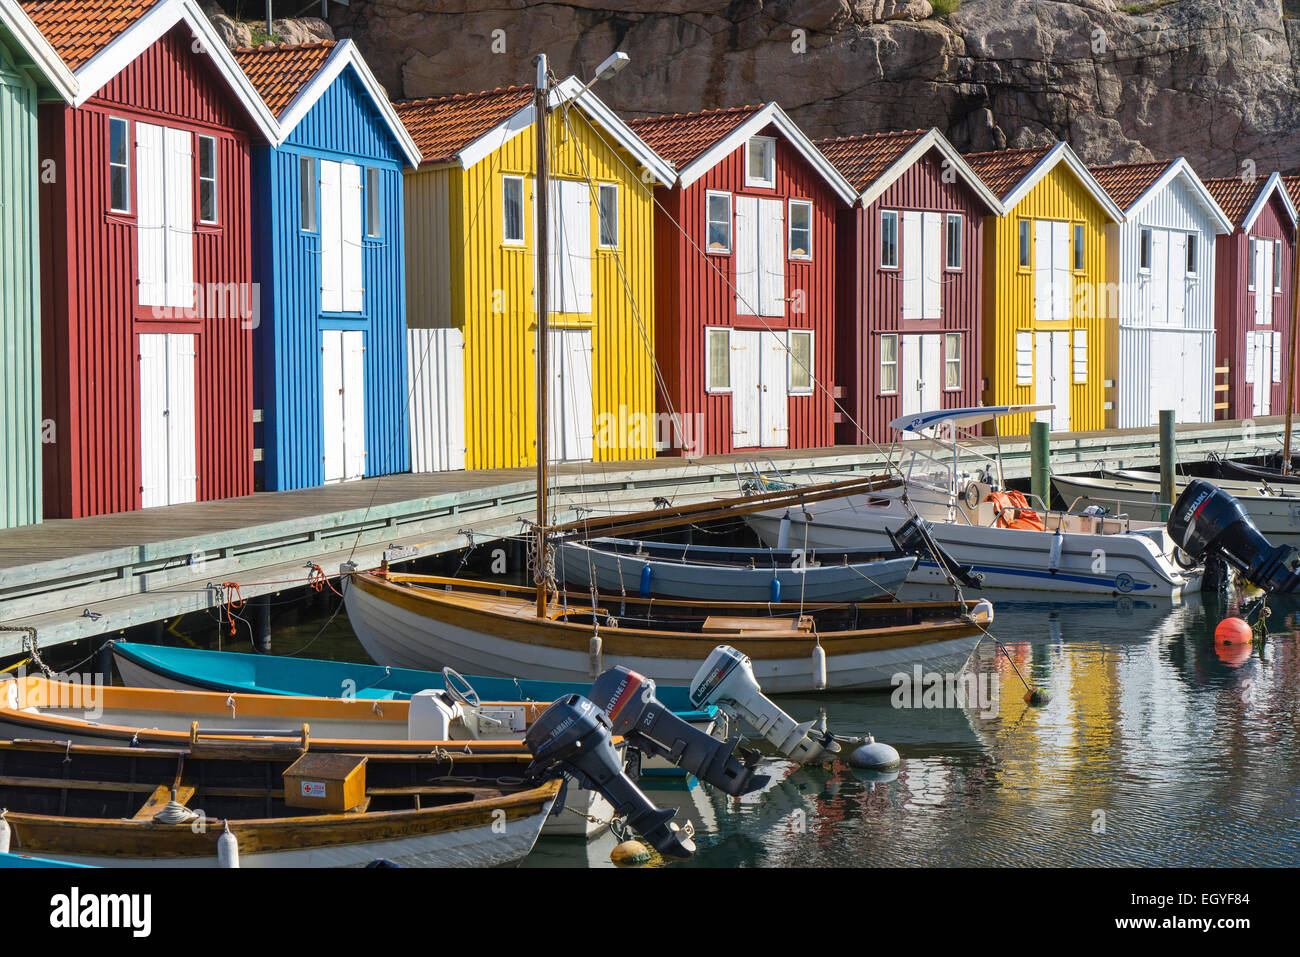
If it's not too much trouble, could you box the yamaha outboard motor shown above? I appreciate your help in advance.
[590,666,769,797]
[1167,479,1300,594]
[888,515,984,589]
[524,694,696,859]
[690,646,839,765]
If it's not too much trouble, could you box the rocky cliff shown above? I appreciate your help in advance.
[213,0,1300,176]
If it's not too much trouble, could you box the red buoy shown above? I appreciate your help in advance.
[1214,617,1253,645]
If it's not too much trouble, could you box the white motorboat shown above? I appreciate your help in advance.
[745,406,1201,598]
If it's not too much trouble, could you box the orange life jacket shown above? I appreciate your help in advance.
[985,490,1046,531]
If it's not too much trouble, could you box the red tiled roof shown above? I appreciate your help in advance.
[1203,175,1267,226]
[1281,175,1300,213]
[815,130,928,195]
[1088,159,1176,211]
[625,106,764,170]
[232,41,337,118]
[20,0,161,71]
[393,86,536,166]
[963,146,1053,201]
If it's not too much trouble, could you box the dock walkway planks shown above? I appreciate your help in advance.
[0,415,1288,655]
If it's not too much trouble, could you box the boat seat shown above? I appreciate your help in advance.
[701,615,813,635]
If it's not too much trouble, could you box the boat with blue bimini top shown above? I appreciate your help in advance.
[744,405,1202,598]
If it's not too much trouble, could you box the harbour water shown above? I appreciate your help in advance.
[51,579,1297,868]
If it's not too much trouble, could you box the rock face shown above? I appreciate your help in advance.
[203,2,333,49]
[229,0,1300,175]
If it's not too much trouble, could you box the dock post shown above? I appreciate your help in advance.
[95,637,114,683]
[1159,410,1176,521]
[253,595,272,653]
[1030,421,1050,510]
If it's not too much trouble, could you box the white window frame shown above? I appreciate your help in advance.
[1018,220,1031,268]
[945,213,962,270]
[788,199,812,261]
[502,174,525,246]
[1073,223,1085,272]
[787,330,814,394]
[745,135,776,189]
[943,332,962,391]
[1274,238,1283,292]
[880,210,899,269]
[597,183,618,249]
[1247,237,1256,290]
[705,326,732,393]
[1186,232,1198,277]
[879,333,899,395]
[706,190,732,254]
[299,156,317,233]
[1139,227,1152,273]
[365,167,382,238]
[197,134,218,225]
[109,116,131,214]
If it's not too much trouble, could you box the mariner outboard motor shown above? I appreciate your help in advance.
[690,646,839,765]
[524,694,696,859]
[590,666,769,797]
[1167,479,1300,594]
[888,515,984,589]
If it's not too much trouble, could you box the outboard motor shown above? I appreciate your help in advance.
[590,666,769,797]
[690,646,839,765]
[1167,479,1300,594]
[524,694,696,859]
[888,515,983,588]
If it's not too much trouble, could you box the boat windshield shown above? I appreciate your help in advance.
[890,405,1054,497]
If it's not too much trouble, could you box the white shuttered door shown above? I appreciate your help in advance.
[320,160,342,313]
[136,123,165,308]
[1034,331,1071,430]
[166,334,197,505]
[549,180,592,315]
[407,328,466,472]
[321,330,344,481]
[321,330,367,482]
[759,332,788,447]
[902,211,922,320]
[139,333,196,508]
[922,212,942,319]
[139,334,168,507]
[730,330,760,445]
[164,128,193,309]
[758,198,784,317]
[735,196,758,316]
[547,328,594,462]
[341,163,364,314]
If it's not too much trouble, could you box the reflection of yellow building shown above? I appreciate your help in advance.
[966,143,1124,436]
[396,81,674,469]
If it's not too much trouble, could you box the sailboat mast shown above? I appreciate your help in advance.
[534,55,550,617]
[1284,232,1299,475]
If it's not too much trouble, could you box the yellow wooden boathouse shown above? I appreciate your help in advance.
[395,79,674,470]
[965,143,1125,436]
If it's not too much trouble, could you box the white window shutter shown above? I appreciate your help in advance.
[759,197,785,317]
[567,181,592,315]
[734,195,758,316]
[1052,221,1070,321]
[321,330,344,481]
[1274,331,1283,382]
[922,212,941,318]
[341,164,364,313]
[136,123,165,308]
[1033,221,1051,322]
[166,334,197,504]
[163,128,194,309]
[320,160,342,312]
[138,334,167,507]
[1015,331,1033,385]
[1245,333,1256,384]
[901,211,921,319]
[343,331,367,478]
[1072,329,1088,384]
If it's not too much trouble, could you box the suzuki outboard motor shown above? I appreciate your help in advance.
[690,646,839,765]
[524,694,695,859]
[1167,479,1300,594]
[888,515,984,589]
[590,666,769,797]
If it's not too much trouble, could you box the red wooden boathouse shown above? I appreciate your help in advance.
[27,0,277,517]
[816,129,1003,444]
[627,104,856,456]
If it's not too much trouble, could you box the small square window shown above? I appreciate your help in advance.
[706,328,731,391]
[366,167,382,238]
[945,213,962,270]
[502,176,524,245]
[109,117,130,214]
[1139,227,1152,272]
[879,334,898,394]
[880,211,898,268]
[706,191,731,253]
[598,183,618,248]
[944,333,962,390]
[788,331,813,393]
[1018,220,1031,268]
[1073,223,1085,271]
[198,135,218,224]
[299,156,317,232]
[788,200,812,259]
[746,136,775,188]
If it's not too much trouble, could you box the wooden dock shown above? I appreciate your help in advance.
[0,414,1289,656]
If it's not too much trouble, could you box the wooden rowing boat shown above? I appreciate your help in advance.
[0,738,560,868]
[344,572,992,693]
[0,675,613,838]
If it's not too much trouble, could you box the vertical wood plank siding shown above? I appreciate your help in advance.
[0,37,40,527]
[253,68,409,491]
[38,26,257,518]
[1213,194,1296,418]
[840,149,986,444]
[406,107,657,470]
[657,132,837,456]
[1112,178,1219,428]
[982,167,1112,436]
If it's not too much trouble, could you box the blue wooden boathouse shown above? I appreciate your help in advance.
[235,40,421,490]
